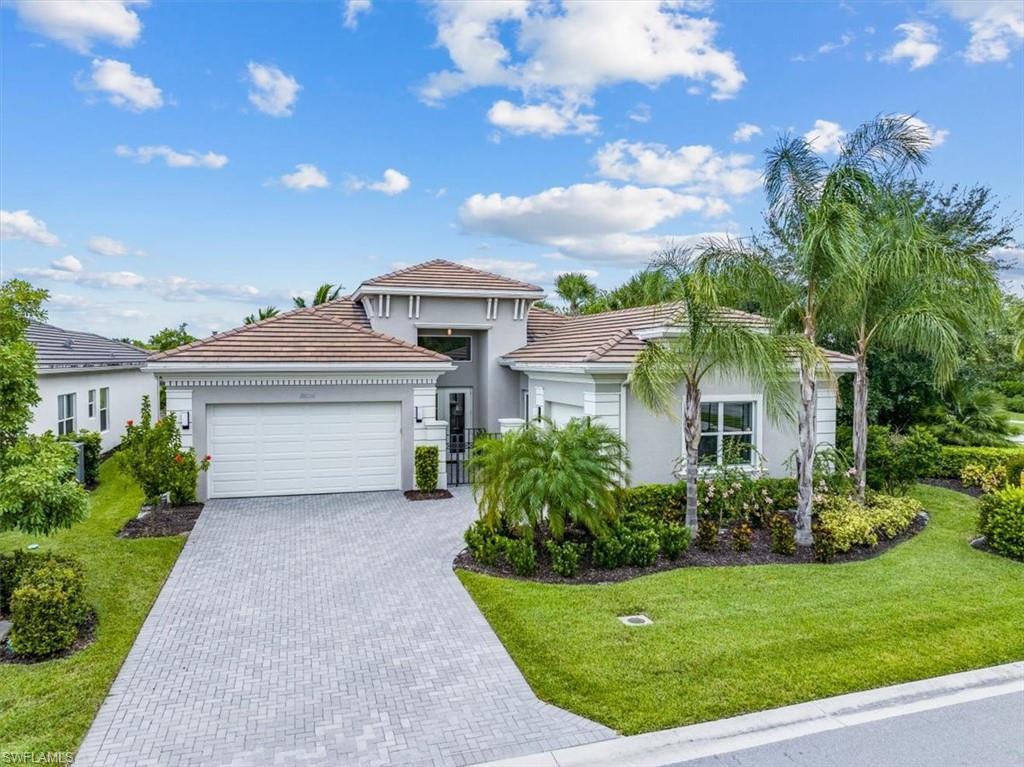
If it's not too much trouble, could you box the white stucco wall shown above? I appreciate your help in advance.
[30,367,159,451]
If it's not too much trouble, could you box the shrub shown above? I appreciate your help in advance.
[935,446,1024,479]
[8,560,87,657]
[122,396,210,505]
[0,550,84,615]
[731,521,753,552]
[868,494,923,539]
[414,445,439,493]
[857,425,940,495]
[659,522,690,560]
[618,483,685,523]
[695,519,719,551]
[755,478,798,513]
[464,520,506,567]
[768,513,796,555]
[57,429,102,486]
[592,523,630,569]
[546,540,584,578]
[978,486,1024,560]
[815,493,922,554]
[961,463,1008,493]
[626,527,661,567]
[812,518,839,562]
[504,537,537,576]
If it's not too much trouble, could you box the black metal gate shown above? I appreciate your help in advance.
[447,428,493,486]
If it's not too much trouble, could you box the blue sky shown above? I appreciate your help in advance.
[1,0,1022,339]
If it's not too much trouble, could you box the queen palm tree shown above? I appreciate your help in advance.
[243,305,280,325]
[697,115,930,544]
[554,272,598,315]
[629,248,797,533]
[292,283,343,308]
[583,266,684,313]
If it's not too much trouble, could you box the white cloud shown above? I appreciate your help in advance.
[899,115,949,148]
[12,0,146,53]
[278,164,330,190]
[594,140,761,196]
[247,62,301,117]
[52,255,83,272]
[732,122,762,143]
[82,58,163,111]
[347,168,411,195]
[115,144,228,168]
[459,182,727,263]
[884,22,941,70]
[804,119,846,154]
[0,209,61,247]
[88,235,145,257]
[628,103,652,123]
[941,1,1024,63]
[458,257,599,285]
[819,33,855,54]
[47,293,148,321]
[419,1,745,124]
[993,245,1024,296]
[487,99,598,136]
[343,0,372,29]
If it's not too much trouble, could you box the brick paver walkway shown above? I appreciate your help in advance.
[76,490,612,766]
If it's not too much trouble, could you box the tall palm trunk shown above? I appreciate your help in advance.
[852,340,869,503]
[682,382,701,533]
[795,358,817,546]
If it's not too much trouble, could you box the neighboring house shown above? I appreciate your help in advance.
[145,260,856,500]
[26,321,159,452]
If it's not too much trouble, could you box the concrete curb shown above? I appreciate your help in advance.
[470,662,1024,767]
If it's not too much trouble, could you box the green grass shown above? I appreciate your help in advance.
[459,485,1024,735]
[0,455,184,753]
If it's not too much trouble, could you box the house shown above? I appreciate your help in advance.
[26,321,160,452]
[144,260,856,500]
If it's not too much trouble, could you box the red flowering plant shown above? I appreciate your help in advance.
[122,395,210,505]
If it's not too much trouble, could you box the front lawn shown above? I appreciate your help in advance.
[0,455,184,753]
[459,484,1024,735]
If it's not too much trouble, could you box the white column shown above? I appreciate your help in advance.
[584,390,621,434]
[499,417,526,434]
[165,386,194,449]
[413,384,447,489]
[815,386,837,449]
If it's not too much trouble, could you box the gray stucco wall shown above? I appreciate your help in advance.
[188,383,417,500]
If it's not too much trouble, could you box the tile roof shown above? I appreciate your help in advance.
[147,301,449,365]
[27,321,150,370]
[309,297,370,327]
[526,306,569,341]
[360,259,544,293]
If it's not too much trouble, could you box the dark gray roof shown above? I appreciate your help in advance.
[26,321,150,371]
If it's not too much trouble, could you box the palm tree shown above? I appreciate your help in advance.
[583,266,684,313]
[697,115,930,544]
[1013,302,1024,362]
[629,248,797,533]
[292,283,343,308]
[554,272,598,315]
[243,306,280,325]
[830,187,1000,500]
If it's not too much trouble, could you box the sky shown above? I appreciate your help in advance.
[1,0,1022,340]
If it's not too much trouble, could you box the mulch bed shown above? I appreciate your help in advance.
[454,514,930,584]
[117,504,204,538]
[920,477,983,497]
[0,609,97,665]
[404,489,454,501]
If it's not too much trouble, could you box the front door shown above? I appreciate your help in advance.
[438,388,474,448]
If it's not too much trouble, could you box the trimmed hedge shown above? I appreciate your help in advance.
[414,445,439,493]
[815,493,923,556]
[617,483,685,522]
[57,429,102,486]
[978,486,1024,560]
[935,446,1024,479]
[8,559,88,657]
[0,550,84,616]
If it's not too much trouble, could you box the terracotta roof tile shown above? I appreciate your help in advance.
[361,259,544,292]
[526,306,569,341]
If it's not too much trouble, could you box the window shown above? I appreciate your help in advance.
[87,389,96,418]
[417,335,471,361]
[698,400,755,466]
[99,387,110,432]
[58,393,76,436]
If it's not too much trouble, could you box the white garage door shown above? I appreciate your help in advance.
[207,402,401,498]
[546,401,584,428]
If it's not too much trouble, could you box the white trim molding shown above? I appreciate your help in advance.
[354,284,546,301]
[145,361,454,374]
[679,392,766,474]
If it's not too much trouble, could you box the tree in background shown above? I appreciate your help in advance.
[244,306,280,325]
[629,248,797,533]
[0,280,46,454]
[147,323,196,352]
[554,272,598,315]
[698,115,929,544]
[292,283,343,308]
[583,266,684,313]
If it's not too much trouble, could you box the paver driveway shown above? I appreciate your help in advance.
[76,490,612,766]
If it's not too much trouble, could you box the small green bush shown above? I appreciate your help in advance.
[464,520,506,566]
[815,493,923,554]
[546,540,584,578]
[122,396,210,505]
[626,528,661,567]
[855,425,940,494]
[414,445,439,493]
[0,550,84,615]
[58,429,102,486]
[868,494,923,539]
[659,522,690,560]
[962,463,1009,493]
[504,537,538,576]
[768,513,796,555]
[978,486,1024,560]
[592,524,630,569]
[935,446,1024,479]
[695,519,719,551]
[812,518,839,562]
[618,483,685,522]
[731,521,753,552]
[8,560,87,657]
